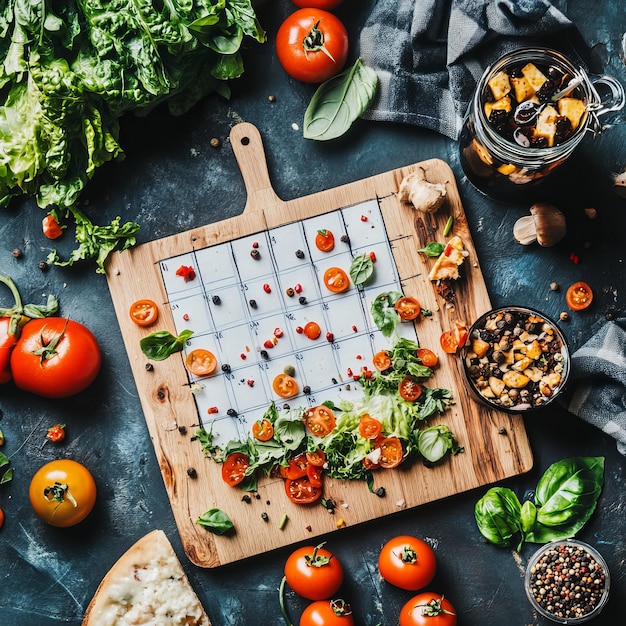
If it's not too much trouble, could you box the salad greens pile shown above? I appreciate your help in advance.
[0,0,265,272]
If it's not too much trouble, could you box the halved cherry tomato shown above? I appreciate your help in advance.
[42,214,63,239]
[315,229,335,252]
[252,418,274,441]
[221,452,250,486]
[416,348,438,368]
[362,456,381,471]
[304,321,322,340]
[372,350,392,371]
[285,475,323,504]
[399,376,422,402]
[394,296,421,321]
[307,462,324,488]
[358,414,382,440]
[378,437,404,469]
[565,281,593,311]
[285,453,309,479]
[185,349,217,377]
[129,299,159,327]
[439,322,468,354]
[306,450,326,466]
[303,405,337,437]
[323,267,350,293]
[273,372,299,398]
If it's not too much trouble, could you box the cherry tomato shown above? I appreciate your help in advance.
[395,296,421,321]
[399,376,423,402]
[565,281,593,311]
[129,299,159,327]
[315,229,336,252]
[358,414,382,440]
[417,348,438,368]
[185,349,217,377]
[378,437,404,469]
[304,321,322,340]
[42,214,63,239]
[372,350,392,371]
[439,322,468,354]
[307,462,324,488]
[291,0,343,9]
[399,593,457,626]
[252,418,274,441]
[0,506,4,529]
[378,536,437,591]
[284,543,344,600]
[277,9,349,83]
[273,372,299,398]
[221,452,250,487]
[300,599,354,626]
[45,423,66,443]
[285,475,323,504]
[29,459,97,527]
[285,453,309,480]
[10,318,101,398]
[306,449,326,466]
[303,405,337,437]
[323,267,350,293]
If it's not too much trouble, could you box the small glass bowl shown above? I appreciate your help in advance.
[462,305,570,413]
[524,539,610,624]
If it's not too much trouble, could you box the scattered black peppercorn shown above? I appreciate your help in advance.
[303,385,311,395]
[260,349,269,360]
[38,261,48,271]
[285,287,295,297]
[242,494,251,503]
[254,493,261,499]
[261,512,269,521]
[212,294,221,305]
[210,137,221,148]
[186,467,197,478]
[178,425,187,435]
[12,248,23,258]
[145,363,154,371]
[283,403,290,410]
[221,363,231,373]
[249,299,257,308]
[227,408,238,417]
[298,296,307,305]
[250,248,260,260]
[374,487,386,498]
[340,234,350,244]
[295,249,305,259]
[321,497,336,513]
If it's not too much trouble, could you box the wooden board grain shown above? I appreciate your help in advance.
[106,122,533,568]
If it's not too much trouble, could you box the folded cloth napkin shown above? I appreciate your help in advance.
[357,0,590,139]
[564,318,626,456]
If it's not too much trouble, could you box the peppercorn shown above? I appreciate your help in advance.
[227,408,237,417]
[186,467,197,478]
[260,349,269,359]
[242,494,251,503]
[250,249,260,260]
[298,296,307,304]
[145,362,154,371]
[285,287,295,297]
[268,95,276,102]
[221,363,231,372]
[212,294,221,304]
[340,234,350,244]
[210,137,221,148]
[261,512,269,521]
[38,261,48,271]
[249,299,257,308]
[178,425,187,435]
[12,248,22,258]
[295,249,305,259]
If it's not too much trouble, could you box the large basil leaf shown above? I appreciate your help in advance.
[475,487,522,547]
[303,59,378,141]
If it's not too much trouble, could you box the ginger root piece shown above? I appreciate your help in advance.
[398,167,447,214]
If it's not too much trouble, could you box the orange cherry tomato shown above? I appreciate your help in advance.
[399,376,422,402]
[303,405,337,437]
[362,456,380,471]
[272,373,299,398]
[315,229,335,252]
[565,281,593,311]
[307,462,324,488]
[323,267,350,293]
[221,452,250,487]
[378,535,437,591]
[372,350,392,371]
[358,414,382,440]
[129,299,159,327]
[306,449,326,466]
[439,322,468,354]
[378,437,404,469]
[252,418,274,441]
[185,349,217,377]
[284,453,309,479]
[304,321,322,340]
[42,214,63,239]
[394,296,421,321]
[416,348,438,368]
[285,475,323,504]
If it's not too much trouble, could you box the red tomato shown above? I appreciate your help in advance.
[284,543,344,600]
[300,599,354,626]
[395,296,421,321]
[276,9,349,83]
[378,437,403,469]
[285,475,323,504]
[307,462,324,488]
[439,322,468,354]
[291,0,343,9]
[315,229,335,252]
[285,453,309,479]
[29,459,97,527]
[304,321,322,340]
[417,348,438,368]
[358,414,382,440]
[185,349,218,377]
[273,372,299,398]
[399,593,457,626]
[378,536,437,591]
[303,405,337,437]
[10,318,101,398]
[372,350,392,371]
[42,214,63,239]
[221,452,250,487]
[252,418,274,441]
[45,423,66,443]
[565,281,593,311]
[129,299,159,327]
[306,449,326,466]
[399,376,422,402]
[323,267,350,293]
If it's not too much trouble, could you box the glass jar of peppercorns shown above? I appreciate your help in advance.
[459,48,624,201]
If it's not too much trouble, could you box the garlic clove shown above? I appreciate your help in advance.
[513,215,538,245]
[513,203,566,247]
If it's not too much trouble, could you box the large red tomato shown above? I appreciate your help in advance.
[285,543,344,600]
[378,536,436,591]
[10,317,101,398]
[399,593,457,626]
[276,9,349,83]
[299,599,354,626]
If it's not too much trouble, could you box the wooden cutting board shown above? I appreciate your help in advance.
[106,122,533,568]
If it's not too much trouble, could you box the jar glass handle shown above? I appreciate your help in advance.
[585,75,625,134]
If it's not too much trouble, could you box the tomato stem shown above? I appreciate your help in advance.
[303,21,336,63]
[278,576,295,626]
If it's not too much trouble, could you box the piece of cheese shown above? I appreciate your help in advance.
[428,235,467,282]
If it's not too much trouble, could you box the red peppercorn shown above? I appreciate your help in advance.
[369,251,377,262]
[240,353,247,359]
[326,332,334,342]
[252,241,259,248]
[263,340,274,349]
[360,215,368,222]
[274,327,284,338]
[294,283,303,293]
[352,325,358,332]
[296,326,304,334]
[183,313,189,321]
[263,283,271,293]
[207,406,219,414]
[247,379,254,387]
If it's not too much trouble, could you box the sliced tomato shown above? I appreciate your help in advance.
[394,296,421,321]
[566,281,593,311]
[372,350,392,371]
[185,349,218,377]
[304,321,322,340]
[399,376,422,402]
[307,462,324,488]
[42,214,63,239]
[416,348,438,368]
[440,321,468,354]
[306,450,326,466]
[362,456,381,471]
[323,267,350,293]
[129,299,159,327]
[273,372,299,398]
[358,414,382,440]
[315,229,335,252]
[285,453,309,479]
[285,476,323,504]
[378,437,404,469]
[222,452,250,486]
[252,418,274,441]
[303,405,337,437]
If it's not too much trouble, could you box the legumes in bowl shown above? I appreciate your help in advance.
[525,539,610,623]
[462,306,570,412]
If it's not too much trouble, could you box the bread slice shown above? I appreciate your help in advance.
[428,235,467,282]
[82,530,211,626]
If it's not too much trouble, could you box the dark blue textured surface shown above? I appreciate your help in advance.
[0,2,624,625]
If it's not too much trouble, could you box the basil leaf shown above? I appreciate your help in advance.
[196,508,234,535]
[474,487,522,547]
[371,291,402,337]
[417,242,445,257]
[417,425,457,463]
[140,329,194,361]
[349,253,374,286]
[303,59,378,141]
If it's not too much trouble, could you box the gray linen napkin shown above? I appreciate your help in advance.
[564,318,626,456]
[357,0,589,139]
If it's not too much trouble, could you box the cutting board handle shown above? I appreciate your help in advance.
[230,122,283,214]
